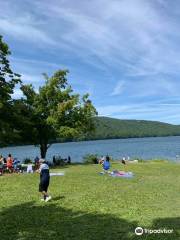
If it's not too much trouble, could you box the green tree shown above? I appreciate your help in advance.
[0,35,21,145]
[20,70,97,158]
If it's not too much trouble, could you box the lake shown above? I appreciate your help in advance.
[0,136,180,162]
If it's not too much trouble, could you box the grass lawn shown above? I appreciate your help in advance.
[0,162,180,240]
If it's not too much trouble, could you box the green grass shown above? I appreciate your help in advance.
[0,162,180,240]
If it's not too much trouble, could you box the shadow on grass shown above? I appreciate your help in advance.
[0,201,137,240]
[149,217,180,240]
[51,195,65,202]
[137,217,180,240]
[0,202,179,240]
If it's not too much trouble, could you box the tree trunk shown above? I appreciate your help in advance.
[40,143,48,159]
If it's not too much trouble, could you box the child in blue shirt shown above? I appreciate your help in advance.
[103,155,110,171]
[37,159,51,202]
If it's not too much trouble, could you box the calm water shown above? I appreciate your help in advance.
[0,136,180,162]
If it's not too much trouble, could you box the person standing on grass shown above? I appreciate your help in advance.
[37,159,51,202]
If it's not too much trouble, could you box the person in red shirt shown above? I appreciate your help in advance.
[7,154,13,173]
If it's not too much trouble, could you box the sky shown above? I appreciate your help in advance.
[1,0,180,124]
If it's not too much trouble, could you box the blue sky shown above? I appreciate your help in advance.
[1,0,180,124]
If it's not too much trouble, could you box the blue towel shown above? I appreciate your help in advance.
[111,172,134,178]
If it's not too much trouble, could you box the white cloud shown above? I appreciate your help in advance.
[38,0,180,78]
[97,103,180,124]
[2,0,180,75]
[21,74,40,85]
[0,18,56,46]
[113,77,180,99]
[10,57,61,69]
[2,0,180,123]
[111,81,126,96]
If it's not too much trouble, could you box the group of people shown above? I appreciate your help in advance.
[0,154,72,176]
[0,154,21,175]
[0,154,51,202]
[0,154,41,175]
[98,154,129,171]
[52,155,71,166]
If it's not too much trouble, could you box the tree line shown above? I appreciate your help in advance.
[85,117,180,140]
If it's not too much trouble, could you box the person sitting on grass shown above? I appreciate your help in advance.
[27,161,33,173]
[13,158,21,173]
[67,156,71,164]
[37,159,51,202]
[0,155,4,175]
[103,155,110,172]
[99,155,105,164]
[7,154,13,173]
[122,157,126,165]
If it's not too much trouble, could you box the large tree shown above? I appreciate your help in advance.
[20,70,97,158]
[0,35,21,146]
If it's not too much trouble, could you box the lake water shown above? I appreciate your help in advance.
[1,136,180,162]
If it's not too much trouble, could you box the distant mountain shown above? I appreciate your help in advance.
[85,117,180,140]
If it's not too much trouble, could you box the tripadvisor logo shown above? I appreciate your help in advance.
[135,227,143,236]
[135,227,173,235]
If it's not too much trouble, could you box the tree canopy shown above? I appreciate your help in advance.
[20,70,97,158]
[0,35,21,145]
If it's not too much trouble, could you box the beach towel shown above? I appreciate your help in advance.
[98,170,134,178]
[50,172,65,176]
[110,171,134,178]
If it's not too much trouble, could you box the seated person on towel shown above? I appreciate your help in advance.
[103,155,110,171]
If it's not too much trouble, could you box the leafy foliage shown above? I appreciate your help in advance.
[19,70,97,157]
[83,154,99,164]
[0,35,21,145]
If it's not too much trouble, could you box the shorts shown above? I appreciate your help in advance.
[39,179,50,192]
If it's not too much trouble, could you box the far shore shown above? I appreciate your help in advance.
[1,134,180,149]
